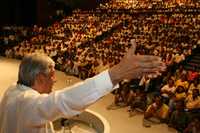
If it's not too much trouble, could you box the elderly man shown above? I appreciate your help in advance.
[0,40,165,133]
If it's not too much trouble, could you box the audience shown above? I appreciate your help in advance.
[186,89,200,110]
[160,78,176,104]
[168,100,189,132]
[1,0,200,131]
[184,116,200,133]
[143,95,169,127]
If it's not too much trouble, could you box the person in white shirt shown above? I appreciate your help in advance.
[139,75,151,92]
[0,40,166,133]
[161,78,176,98]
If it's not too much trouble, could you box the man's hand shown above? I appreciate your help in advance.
[109,39,166,85]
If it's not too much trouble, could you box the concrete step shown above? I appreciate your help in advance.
[188,62,200,68]
[192,55,200,60]
[189,59,200,64]
[184,65,200,71]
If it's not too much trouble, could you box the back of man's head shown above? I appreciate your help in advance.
[17,54,55,87]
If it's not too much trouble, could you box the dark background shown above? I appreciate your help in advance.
[0,0,103,26]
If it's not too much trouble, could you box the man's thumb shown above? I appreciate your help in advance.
[126,39,137,58]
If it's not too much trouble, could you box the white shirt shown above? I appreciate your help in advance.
[161,85,176,98]
[139,76,151,92]
[0,70,113,133]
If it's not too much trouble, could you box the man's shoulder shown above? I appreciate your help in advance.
[5,84,40,100]
[3,83,18,96]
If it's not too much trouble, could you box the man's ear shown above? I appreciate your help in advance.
[31,72,47,94]
[34,72,45,84]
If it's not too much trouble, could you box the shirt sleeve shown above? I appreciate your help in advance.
[25,70,114,125]
[56,69,114,114]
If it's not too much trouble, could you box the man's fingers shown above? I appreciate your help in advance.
[136,55,166,72]
[130,39,136,55]
[138,61,166,70]
[125,39,137,58]
[141,69,162,78]
[139,55,161,63]
[147,72,162,78]
[159,62,167,71]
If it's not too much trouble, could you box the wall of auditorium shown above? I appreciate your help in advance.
[0,0,48,26]
[72,0,98,9]
[0,0,101,26]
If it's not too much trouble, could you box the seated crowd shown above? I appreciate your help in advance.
[111,64,200,132]
[0,26,36,46]
[99,0,200,9]
[2,0,200,132]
